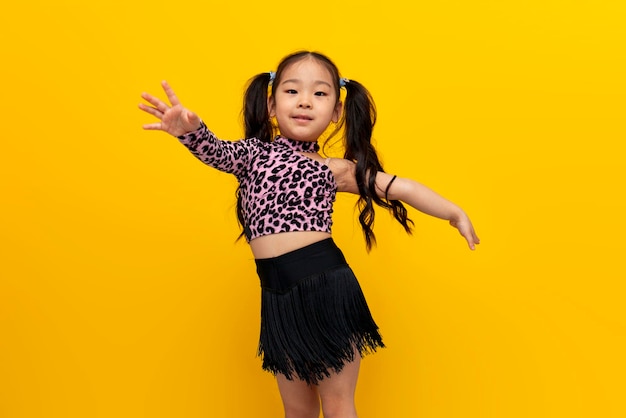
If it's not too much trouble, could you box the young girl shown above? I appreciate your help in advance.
[139,51,479,418]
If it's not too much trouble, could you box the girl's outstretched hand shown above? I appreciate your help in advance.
[449,213,480,250]
[139,81,201,137]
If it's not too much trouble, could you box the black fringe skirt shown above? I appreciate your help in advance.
[255,238,384,385]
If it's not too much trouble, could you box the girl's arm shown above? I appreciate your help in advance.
[139,81,254,176]
[331,159,480,250]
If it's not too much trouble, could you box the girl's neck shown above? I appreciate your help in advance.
[275,135,319,153]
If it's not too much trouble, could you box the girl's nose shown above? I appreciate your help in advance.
[298,99,312,109]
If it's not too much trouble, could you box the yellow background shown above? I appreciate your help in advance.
[1,0,625,417]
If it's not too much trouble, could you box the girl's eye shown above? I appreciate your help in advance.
[315,91,328,96]
[286,89,297,94]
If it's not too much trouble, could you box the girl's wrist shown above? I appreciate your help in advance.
[449,208,466,223]
[177,121,205,139]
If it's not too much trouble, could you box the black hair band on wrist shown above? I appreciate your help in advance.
[385,175,397,201]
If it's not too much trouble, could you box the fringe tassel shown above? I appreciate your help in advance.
[258,266,384,385]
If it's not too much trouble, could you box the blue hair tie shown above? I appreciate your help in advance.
[268,71,276,83]
[340,77,350,88]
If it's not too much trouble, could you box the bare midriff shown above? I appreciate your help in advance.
[249,231,332,259]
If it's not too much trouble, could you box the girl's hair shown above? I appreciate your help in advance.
[239,51,413,250]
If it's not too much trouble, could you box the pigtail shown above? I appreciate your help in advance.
[342,80,414,250]
[236,72,274,240]
[243,72,274,142]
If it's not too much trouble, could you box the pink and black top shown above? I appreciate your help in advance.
[178,123,337,241]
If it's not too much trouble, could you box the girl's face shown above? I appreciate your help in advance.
[268,58,343,143]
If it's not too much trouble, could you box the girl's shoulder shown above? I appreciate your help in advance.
[326,158,357,193]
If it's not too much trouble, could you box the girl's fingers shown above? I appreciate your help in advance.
[141,91,170,113]
[452,219,479,250]
[138,103,163,119]
[161,80,181,106]
[463,230,476,250]
[186,111,200,127]
[140,92,162,107]
[468,231,480,250]
[142,122,163,130]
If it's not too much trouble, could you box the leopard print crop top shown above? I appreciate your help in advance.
[177,123,337,241]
